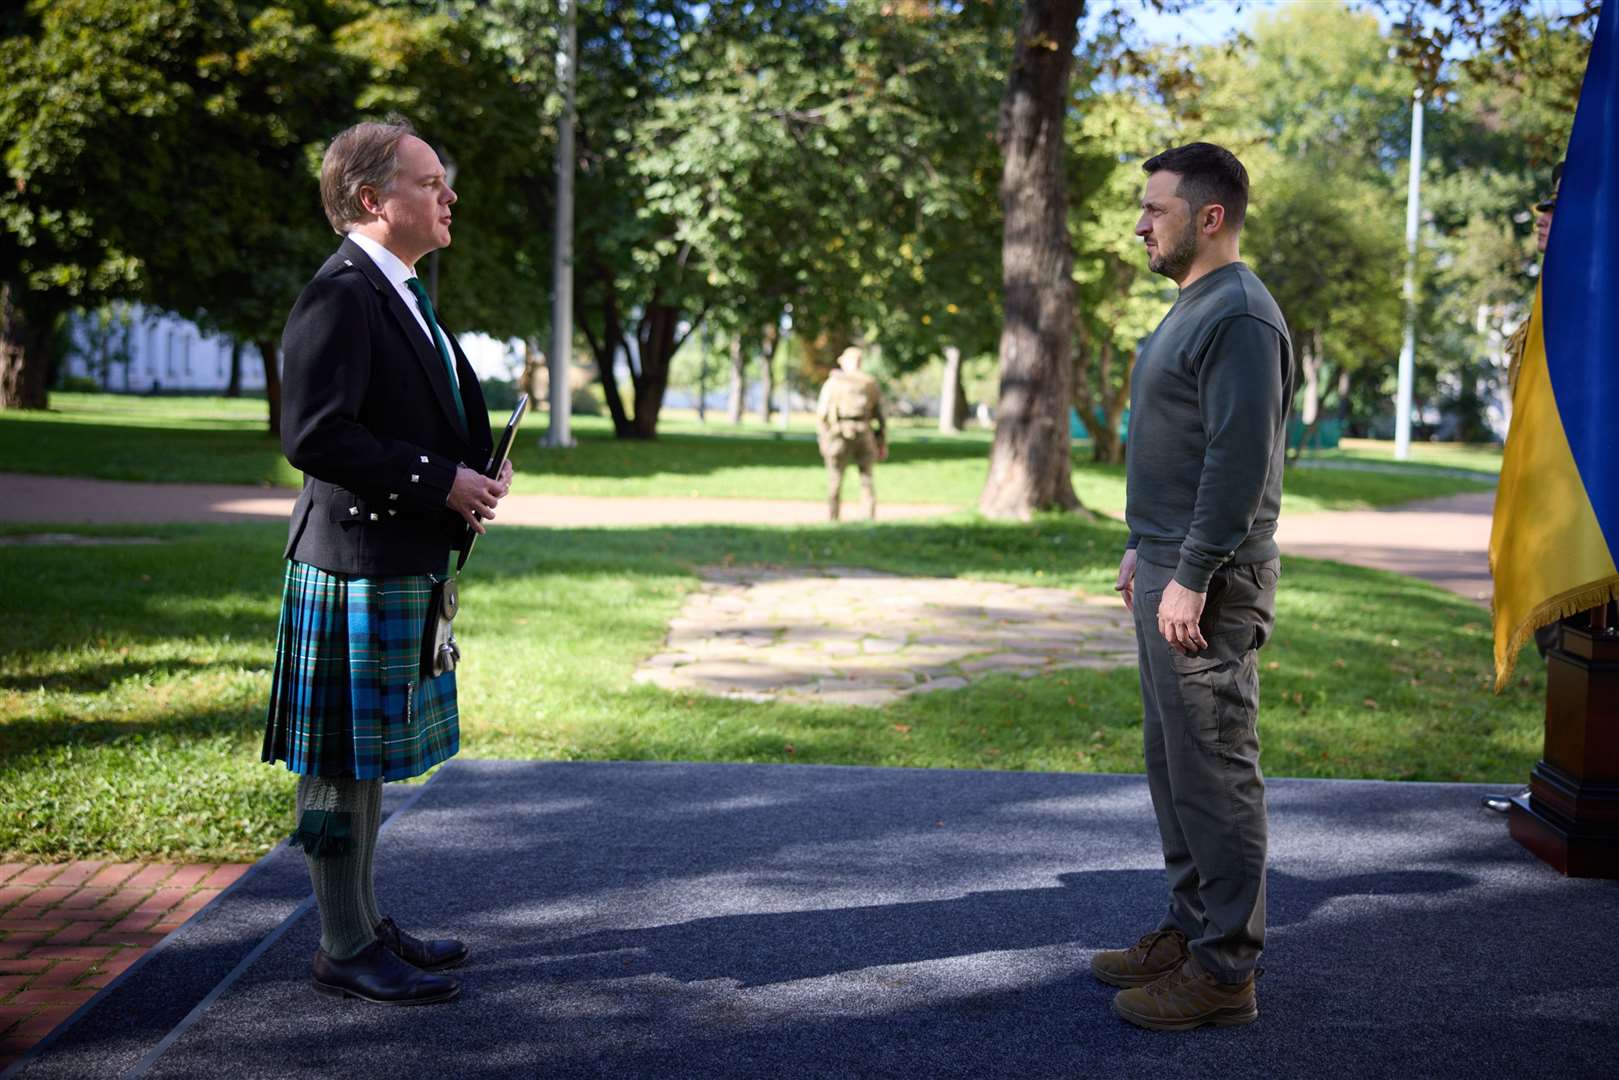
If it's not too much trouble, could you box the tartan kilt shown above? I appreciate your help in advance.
[262,561,458,781]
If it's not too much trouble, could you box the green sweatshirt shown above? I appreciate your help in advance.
[1125,261,1294,592]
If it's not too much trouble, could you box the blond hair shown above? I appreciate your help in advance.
[318,116,417,234]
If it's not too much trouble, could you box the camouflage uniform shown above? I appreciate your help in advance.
[816,367,886,521]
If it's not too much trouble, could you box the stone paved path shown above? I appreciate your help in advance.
[0,861,250,1070]
[1274,491,1494,605]
[0,474,956,528]
[634,566,1137,707]
[1,473,1493,602]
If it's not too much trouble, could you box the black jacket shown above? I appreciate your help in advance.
[280,237,493,576]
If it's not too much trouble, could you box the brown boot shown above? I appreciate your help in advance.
[1089,928,1188,988]
[1111,955,1258,1032]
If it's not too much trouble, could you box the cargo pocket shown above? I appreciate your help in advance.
[1168,634,1256,751]
[1168,649,1230,747]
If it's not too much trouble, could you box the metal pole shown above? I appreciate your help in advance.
[697,325,708,423]
[544,0,578,449]
[779,308,793,434]
[1394,88,1423,461]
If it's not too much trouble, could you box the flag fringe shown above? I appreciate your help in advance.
[1494,575,1619,692]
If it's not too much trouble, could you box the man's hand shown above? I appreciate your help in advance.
[1114,549,1138,609]
[447,465,507,534]
[1158,579,1208,654]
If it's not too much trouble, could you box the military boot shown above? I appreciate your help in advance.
[1089,928,1188,988]
[1111,954,1259,1032]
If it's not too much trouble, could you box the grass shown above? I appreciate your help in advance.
[0,517,1544,862]
[2,393,1495,512]
[1306,437,1504,476]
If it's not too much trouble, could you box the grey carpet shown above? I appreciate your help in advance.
[12,762,1617,1079]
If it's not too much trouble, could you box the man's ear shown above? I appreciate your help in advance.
[357,185,385,217]
[1201,203,1227,235]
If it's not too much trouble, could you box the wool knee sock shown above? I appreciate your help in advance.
[358,778,384,931]
[293,775,376,961]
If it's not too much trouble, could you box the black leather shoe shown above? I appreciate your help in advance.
[311,940,459,1005]
[375,915,469,971]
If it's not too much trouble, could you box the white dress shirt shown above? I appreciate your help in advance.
[347,232,448,365]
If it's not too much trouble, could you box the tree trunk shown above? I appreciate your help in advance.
[1289,330,1322,461]
[627,302,681,439]
[727,335,746,425]
[1098,344,1132,466]
[584,298,633,438]
[258,339,282,437]
[979,0,1085,520]
[1300,332,1321,427]
[757,321,780,424]
[938,345,965,432]
[1072,336,1099,458]
[597,343,631,437]
[696,332,708,423]
[0,282,51,410]
[521,338,547,408]
[225,340,243,398]
[1075,339,1130,466]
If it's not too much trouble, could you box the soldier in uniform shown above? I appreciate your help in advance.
[815,345,887,521]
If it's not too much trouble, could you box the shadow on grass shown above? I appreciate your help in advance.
[0,701,257,760]
[0,418,292,486]
[0,518,1543,784]
[506,427,992,484]
[0,655,272,694]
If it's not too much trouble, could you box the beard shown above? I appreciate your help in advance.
[1147,223,1198,281]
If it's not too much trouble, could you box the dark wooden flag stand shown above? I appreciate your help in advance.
[1508,609,1619,878]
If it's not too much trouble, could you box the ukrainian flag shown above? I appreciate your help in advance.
[1491,0,1619,690]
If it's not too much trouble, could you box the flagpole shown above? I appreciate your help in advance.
[1394,88,1423,462]
[544,0,577,450]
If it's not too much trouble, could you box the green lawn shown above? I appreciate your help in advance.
[2,393,1495,513]
[1309,437,1504,475]
[0,517,1543,862]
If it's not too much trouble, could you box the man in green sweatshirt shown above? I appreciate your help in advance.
[1089,143,1293,1032]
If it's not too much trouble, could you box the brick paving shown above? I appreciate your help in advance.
[0,860,250,1071]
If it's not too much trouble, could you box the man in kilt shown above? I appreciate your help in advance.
[263,117,511,1005]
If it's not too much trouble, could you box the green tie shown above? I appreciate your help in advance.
[404,277,467,428]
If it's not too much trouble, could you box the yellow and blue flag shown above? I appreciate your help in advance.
[1491,0,1619,689]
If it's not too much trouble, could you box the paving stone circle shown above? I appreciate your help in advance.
[633,565,1139,707]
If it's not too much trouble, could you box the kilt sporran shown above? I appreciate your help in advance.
[421,574,460,679]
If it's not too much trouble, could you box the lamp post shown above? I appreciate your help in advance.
[544,0,578,449]
[1394,86,1424,461]
[697,325,708,423]
[779,305,793,434]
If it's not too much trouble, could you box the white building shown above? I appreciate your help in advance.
[64,306,519,394]
[64,305,260,394]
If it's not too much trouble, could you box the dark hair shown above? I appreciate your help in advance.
[1142,142,1249,232]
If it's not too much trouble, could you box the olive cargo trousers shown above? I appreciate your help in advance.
[1131,555,1280,983]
